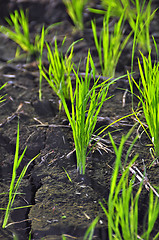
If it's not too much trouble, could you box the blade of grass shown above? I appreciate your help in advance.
[129,50,159,157]
[91,6,133,77]
[84,216,99,240]
[63,0,88,31]
[2,122,39,228]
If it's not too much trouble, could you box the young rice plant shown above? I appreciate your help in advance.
[61,51,117,174]
[0,9,36,58]
[44,46,116,174]
[129,50,159,158]
[0,9,61,62]
[89,0,157,54]
[89,0,135,21]
[0,123,39,228]
[128,0,157,53]
[100,128,159,240]
[101,0,135,18]
[36,22,62,100]
[0,8,61,100]
[91,6,132,77]
[63,0,88,31]
[37,25,45,101]
[41,37,75,110]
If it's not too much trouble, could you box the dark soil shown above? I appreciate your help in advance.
[0,1,159,240]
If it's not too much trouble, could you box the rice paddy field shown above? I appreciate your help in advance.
[0,0,159,239]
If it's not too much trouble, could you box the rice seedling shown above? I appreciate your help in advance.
[35,23,62,100]
[101,0,134,17]
[91,6,132,77]
[42,35,132,174]
[36,24,62,80]
[0,83,7,103]
[0,9,36,58]
[41,37,81,110]
[0,122,39,228]
[44,45,116,174]
[129,0,157,53]
[36,25,45,101]
[99,128,159,240]
[62,0,88,31]
[83,216,99,240]
[129,49,159,158]
[90,0,157,53]
[0,9,61,62]
[130,1,157,72]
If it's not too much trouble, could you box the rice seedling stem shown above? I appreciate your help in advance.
[1,122,39,228]
[63,0,88,31]
[65,51,117,174]
[129,49,159,157]
[100,127,159,239]
[41,37,82,110]
[45,44,116,174]
[91,6,132,77]
[36,22,62,100]
[130,0,157,53]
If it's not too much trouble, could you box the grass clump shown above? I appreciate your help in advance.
[128,0,157,53]
[91,6,132,77]
[101,0,135,17]
[100,128,159,240]
[41,37,77,110]
[45,46,115,174]
[0,8,61,100]
[90,0,157,53]
[83,216,99,240]
[0,123,39,228]
[89,0,135,20]
[0,9,37,57]
[0,9,60,61]
[63,0,88,31]
[129,49,159,157]
[36,25,45,101]
[60,50,116,174]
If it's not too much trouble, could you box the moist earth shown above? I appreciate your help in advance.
[0,1,159,239]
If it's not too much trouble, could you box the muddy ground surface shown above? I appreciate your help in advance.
[0,0,159,239]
